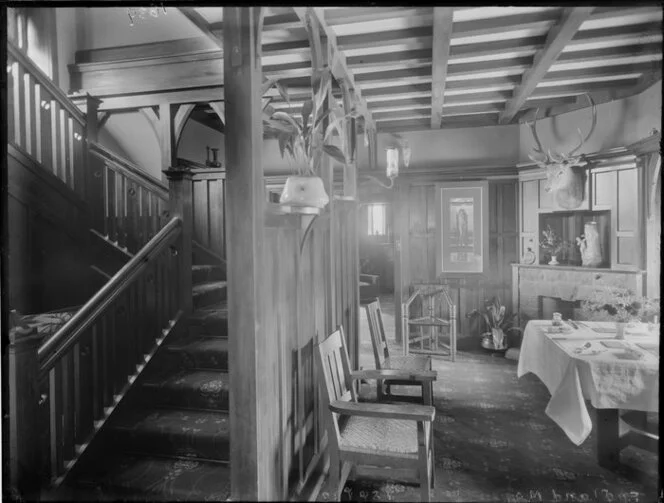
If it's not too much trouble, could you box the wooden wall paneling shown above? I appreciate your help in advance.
[223,7,273,500]
[425,186,437,280]
[615,167,640,268]
[192,179,209,248]
[520,178,539,261]
[408,185,430,283]
[8,146,93,312]
[209,177,226,258]
[393,181,410,344]
[537,178,553,210]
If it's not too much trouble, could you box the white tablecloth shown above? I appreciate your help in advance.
[517,320,659,445]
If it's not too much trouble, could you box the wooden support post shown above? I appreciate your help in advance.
[164,167,194,316]
[84,93,101,144]
[8,328,43,501]
[223,6,270,501]
[158,103,176,183]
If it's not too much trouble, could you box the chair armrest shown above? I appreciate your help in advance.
[330,400,435,422]
[351,369,437,382]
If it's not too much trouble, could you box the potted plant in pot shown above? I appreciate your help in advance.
[264,67,356,209]
[467,296,522,351]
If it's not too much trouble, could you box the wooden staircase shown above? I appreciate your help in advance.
[55,263,231,501]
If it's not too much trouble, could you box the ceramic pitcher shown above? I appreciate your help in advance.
[577,221,602,267]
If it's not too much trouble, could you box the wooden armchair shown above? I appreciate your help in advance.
[365,299,435,405]
[316,327,436,501]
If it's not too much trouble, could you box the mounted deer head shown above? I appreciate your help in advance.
[527,94,597,209]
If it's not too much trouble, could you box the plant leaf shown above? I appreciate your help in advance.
[275,81,290,104]
[271,111,301,134]
[301,100,313,128]
[322,144,346,164]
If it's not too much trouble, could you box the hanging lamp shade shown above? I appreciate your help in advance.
[386,146,399,180]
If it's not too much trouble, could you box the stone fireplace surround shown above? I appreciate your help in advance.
[512,264,646,325]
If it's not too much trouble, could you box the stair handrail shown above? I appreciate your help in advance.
[8,41,86,127]
[89,142,169,201]
[38,216,182,373]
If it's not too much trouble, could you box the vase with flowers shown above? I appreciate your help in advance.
[581,286,660,339]
[539,225,571,265]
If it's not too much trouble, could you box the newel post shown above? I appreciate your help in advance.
[8,326,43,500]
[165,166,194,316]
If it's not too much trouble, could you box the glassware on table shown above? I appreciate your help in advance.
[552,312,563,326]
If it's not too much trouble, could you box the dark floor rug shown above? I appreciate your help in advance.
[317,300,658,502]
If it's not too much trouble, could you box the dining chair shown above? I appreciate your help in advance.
[316,327,436,501]
[365,299,435,405]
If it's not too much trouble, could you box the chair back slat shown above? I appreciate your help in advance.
[365,300,389,369]
[316,327,357,405]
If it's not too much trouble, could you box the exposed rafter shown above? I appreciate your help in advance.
[430,8,454,129]
[499,7,595,124]
[178,8,224,51]
[293,7,375,132]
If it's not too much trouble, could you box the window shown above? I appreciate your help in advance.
[367,203,388,237]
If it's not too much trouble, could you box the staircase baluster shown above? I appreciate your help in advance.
[7,58,16,143]
[114,297,127,394]
[140,187,149,247]
[66,116,75,192]
[48,364,63,481]
[100,315,111,409]
[13,62,26,148]
[23,71,36,158]
[73,342,82,444]
[91,324,102,420]
[128,181,140,252]
[50,100,60,179]
[58,106,68,184]
[116,172,127,250]
[106,167,117,242]
[61,352,75,463]
[126,286,137,377]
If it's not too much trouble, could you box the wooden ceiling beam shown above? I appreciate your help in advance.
[542,61,659,83]
[571,21,662,46]
[529,78,640,99]
[430,7,454,129]
[293,7,375,131]
[557,42,662,65]
[179,7,224,50]
[519,71,662,123]
[499,7,595,124]
[324,7,432,26]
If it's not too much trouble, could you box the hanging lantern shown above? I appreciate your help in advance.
[402,142,412,168]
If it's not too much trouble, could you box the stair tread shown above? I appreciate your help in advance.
[192,281,227,295]
[166,335,228,355]
[111,407,230,437]
[191,264,223,272]
[73,453,231,501]
[140,369,229,411]
[189,305,228,323]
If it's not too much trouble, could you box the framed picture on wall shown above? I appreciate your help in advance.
[435,181,489,274]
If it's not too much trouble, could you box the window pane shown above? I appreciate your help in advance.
[368,203,387,236]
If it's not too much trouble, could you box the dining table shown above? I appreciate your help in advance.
[517,319,659,468]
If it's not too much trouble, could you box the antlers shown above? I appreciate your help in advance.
[527,94,597,166]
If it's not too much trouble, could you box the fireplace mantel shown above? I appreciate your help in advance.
[512,263,645,323]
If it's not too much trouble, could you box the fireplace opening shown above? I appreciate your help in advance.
[538,296,582,321]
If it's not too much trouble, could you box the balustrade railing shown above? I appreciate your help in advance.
[8,217,185,492]
[7,42,88,200]
[88,143,170,254]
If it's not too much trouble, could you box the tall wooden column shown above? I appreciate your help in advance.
[223,7,269,501]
